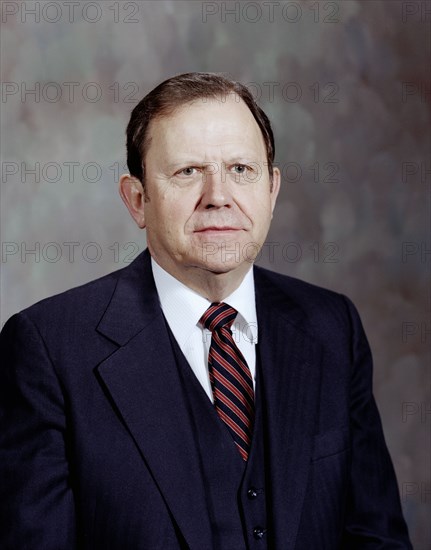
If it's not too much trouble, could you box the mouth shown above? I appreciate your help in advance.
[194,226,243,233]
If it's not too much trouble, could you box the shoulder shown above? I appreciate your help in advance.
[253,265,362,342]
[8,249,152,327]
[18,266,123,326]
[254,264,349,310]
[2,249,154,350]
[3,257,141,346]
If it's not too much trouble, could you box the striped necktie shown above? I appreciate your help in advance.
[200,302,255,461]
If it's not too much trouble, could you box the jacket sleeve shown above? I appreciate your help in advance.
[0,312,76,550]
[341,295,412,549]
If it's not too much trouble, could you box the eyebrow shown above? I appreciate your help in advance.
[166,155,262,171]
[166,160,202,171]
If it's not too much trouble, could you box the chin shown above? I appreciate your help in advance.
[196,256,251,275]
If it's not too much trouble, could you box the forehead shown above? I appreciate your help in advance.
[146,94,266,159]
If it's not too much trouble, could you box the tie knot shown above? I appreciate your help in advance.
[200,302,237,332]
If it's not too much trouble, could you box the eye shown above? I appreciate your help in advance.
[232,164,247,174]
[178,167,198,176]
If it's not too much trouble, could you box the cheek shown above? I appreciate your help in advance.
[239,191,271,219]
[146,190,173,221]
[147,195,193,238]
[246,199,273,236]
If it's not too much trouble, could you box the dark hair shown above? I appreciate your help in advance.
[126,72,275,186]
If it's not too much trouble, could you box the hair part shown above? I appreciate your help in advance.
[126,72,275,189]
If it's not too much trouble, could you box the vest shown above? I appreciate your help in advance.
[166,325,269,549]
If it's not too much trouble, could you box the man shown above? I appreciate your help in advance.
[0,73,412,549]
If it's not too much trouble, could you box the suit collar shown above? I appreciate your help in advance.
[96,249,158,345]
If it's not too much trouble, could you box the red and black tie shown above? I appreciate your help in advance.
[200,302,255,461]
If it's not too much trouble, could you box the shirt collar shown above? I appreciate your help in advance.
[151,257,258,348]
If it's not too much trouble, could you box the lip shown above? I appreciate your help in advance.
[194,226,242,232]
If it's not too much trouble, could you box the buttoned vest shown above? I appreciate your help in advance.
[166,324,269,549]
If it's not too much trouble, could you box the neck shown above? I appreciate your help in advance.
[185,266,251,302]
[150,254,251,302]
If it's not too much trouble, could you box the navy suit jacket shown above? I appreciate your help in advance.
[0,249,411,549]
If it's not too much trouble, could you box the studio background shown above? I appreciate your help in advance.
[1,1,429,547]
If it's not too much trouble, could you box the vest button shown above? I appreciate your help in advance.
[253,526,266,540]
[247,487,259,499]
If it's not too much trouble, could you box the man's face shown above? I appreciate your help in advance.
[141,93,280,281]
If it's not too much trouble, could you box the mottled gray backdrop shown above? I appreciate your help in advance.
[1,0,430,547]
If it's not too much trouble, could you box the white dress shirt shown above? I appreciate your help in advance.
[151,258,258,402]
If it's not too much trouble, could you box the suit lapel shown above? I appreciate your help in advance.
[255,267,322,548]
[96,250,212,550]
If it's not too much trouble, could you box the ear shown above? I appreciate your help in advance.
[270,167,281,216]
[119,174,146,228]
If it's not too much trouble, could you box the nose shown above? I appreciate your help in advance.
[200,164,232,209]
